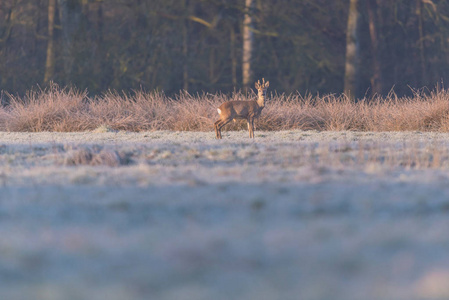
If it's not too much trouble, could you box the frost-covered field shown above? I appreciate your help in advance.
[2,130,449,300]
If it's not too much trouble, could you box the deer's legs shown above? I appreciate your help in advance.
[251,119,254,138]
[247,118,255,138]
[214,118,232,139]
[252,119,255,138]
[216,118,232,139]
[215,119,225,139]
[214,119,222,139]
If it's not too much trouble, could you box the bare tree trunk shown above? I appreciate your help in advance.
[57,0,82,84]
[367,0,382,95]
[0,0,16,44]
[93,0,104,89]
[242,0,253,92]
[230,25,237,87]
[209,48,215,84]
[0,0,17,88]
[182,21,189,91]
[44,0,56,84]
[344,0,360,98]
[416,0,427,86]
[182,0,189,91]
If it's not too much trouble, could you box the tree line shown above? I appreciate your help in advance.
[1,0,448,98]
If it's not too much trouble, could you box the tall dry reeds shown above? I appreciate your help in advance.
[2,84,449,132]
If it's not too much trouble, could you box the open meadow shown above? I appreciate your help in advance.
[1,129,449,300]
[5,0,449,298]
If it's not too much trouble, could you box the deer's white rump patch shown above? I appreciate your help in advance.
[217,108,222,114]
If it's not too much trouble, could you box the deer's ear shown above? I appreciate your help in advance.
[265,81,269,88]
[255,81,260,89]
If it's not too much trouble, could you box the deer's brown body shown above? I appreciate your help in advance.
[214,79,269,139]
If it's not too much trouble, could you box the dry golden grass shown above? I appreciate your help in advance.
[63,146,130,167]
[2,84,449,132]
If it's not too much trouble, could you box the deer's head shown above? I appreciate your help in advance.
[255,78,269,106]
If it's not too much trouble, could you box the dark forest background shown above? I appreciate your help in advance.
[1,0,449,98]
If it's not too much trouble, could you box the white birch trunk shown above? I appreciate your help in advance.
[344,0,360,98]
[44,0,56,84]
[242,0,253,92]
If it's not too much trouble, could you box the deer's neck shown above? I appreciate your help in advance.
[257,97,265,108]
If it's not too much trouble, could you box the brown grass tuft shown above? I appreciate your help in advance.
[64,146,130,167]
[64,148,94,166]
[5,84,90,132]
[2,85,449,132]
[90,149,123,167]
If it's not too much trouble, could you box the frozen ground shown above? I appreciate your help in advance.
[1,130,449,300]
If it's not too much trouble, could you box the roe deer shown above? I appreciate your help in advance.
[214,78,269,139]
